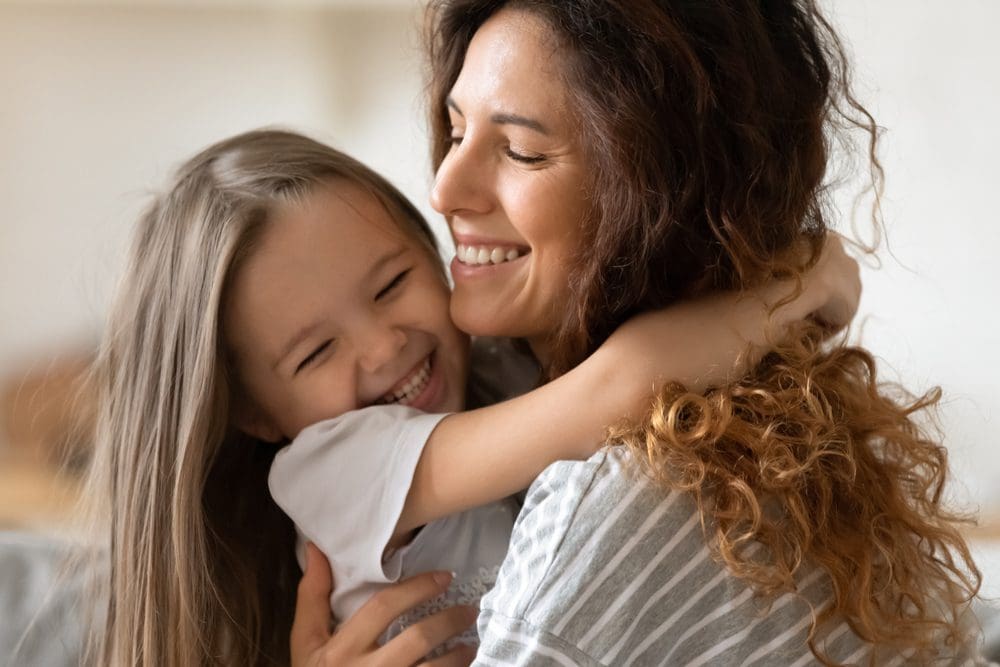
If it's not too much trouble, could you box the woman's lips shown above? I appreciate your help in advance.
[449,238,530,282]
[450,253,528,282]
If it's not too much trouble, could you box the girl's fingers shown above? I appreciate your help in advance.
[336,571,455,648]
[290,543,335,666]
[813,233,861,330]
[420,643,477,667]
[380,604,478,666]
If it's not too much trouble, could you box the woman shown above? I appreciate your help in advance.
[294,0,983,664]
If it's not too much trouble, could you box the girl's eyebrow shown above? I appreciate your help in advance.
[366,245,409,281]
[446,95,550,135]
[272,245,409,372]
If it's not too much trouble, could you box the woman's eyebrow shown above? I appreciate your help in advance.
[446,95,550,135]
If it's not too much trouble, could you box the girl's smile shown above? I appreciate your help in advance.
[373,352,446,412]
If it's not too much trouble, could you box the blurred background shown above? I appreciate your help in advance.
[0,0,997,616]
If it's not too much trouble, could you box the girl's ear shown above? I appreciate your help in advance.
[231,401,284,443]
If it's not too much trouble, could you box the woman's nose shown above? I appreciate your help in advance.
[356,320,407,374]
[429,140,492,216]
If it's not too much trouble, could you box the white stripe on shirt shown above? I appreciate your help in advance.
[599,543,712,664]
[579,509,700,650]
[532,478,647,618]
[551,487,681,636]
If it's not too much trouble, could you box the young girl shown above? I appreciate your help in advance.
[85,129,858,665]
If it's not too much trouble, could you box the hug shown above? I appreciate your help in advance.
[69,1,992,665]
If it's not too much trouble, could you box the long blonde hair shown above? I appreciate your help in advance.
[81,129,439,666]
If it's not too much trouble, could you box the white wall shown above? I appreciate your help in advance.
[823,1,1000,510]
[0,1,436,372]
[0,2,997,509]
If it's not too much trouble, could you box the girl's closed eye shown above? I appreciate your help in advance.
[296,340,334,374]
[375,269,412,301]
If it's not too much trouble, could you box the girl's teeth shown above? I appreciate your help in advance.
[382,358,432,405]
[456,243,524,266]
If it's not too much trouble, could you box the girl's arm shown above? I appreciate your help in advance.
[395,234,860,537]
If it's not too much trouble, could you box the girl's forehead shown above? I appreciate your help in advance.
[305,178,424,245]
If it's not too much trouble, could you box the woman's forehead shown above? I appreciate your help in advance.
[452,8,572,121]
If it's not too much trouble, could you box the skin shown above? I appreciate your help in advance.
[224,179,470,441]
[430,8,589,364]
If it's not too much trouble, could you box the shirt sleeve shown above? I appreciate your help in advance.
[268,405,447,592]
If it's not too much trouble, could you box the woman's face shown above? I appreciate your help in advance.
[430,9,589,357]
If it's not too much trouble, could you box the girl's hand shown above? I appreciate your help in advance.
[291,543,477,667]
[596,231,862,399]
[802,232,862,331]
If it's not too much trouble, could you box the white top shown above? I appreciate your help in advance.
[269,406,518,644]
[268,338,540,646]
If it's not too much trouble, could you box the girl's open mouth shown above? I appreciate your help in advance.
[374,352,446,412]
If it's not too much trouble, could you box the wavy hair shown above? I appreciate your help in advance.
[81,129,439,666]
[426,0,980,662]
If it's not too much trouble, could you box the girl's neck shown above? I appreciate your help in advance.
[526,336,553,374]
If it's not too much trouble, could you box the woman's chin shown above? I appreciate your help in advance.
[450,304,504,338]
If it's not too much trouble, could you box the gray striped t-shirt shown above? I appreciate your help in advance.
[474,447,985,666]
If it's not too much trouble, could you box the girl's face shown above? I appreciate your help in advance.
[224,179,469,442]
[430,9,589,359]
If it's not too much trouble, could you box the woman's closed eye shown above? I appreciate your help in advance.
[375,269,411,301]
[505,147,546,164]
[295,340,333,374]
[447,134,544,164]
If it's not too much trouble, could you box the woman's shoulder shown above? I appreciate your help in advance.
[518,446,682,521]
[482,447,703,620]
[477,447,884,666]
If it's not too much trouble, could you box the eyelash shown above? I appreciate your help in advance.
[293,270,410,375]
[296,340,331,374]
[448,135,546,164]
[376,269,411,300]
[505,148,545,164]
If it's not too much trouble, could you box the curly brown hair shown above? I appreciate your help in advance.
[426,0,980,662]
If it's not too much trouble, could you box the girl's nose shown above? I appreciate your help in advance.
[429,140,492,217]
[357,320,407,374]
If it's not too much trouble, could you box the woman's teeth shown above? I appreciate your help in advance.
[456,244,525,266]
[382,357,432,406]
